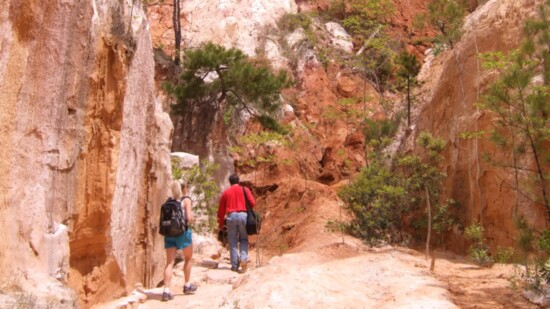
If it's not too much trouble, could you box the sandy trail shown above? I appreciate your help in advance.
[93,235,536,309]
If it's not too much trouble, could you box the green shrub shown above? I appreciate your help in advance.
[180,162,220,233]
[465,222,494,267]
[257,114,290,135]
[495,247,515,264]
[278,13,312,32]
[325,219,347,234]
[414,0,466,50]
[171,157,183,180]
[338,160,408,245]
[539,230,550,254]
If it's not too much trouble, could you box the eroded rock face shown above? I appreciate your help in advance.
[147,0,297,59]
[0,0,174,307]
[403,0,547,251]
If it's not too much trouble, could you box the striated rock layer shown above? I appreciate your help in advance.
[403,0,548,251]
[0,0,175,307]
[147,0,297,59]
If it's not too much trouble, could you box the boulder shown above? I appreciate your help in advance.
[325,22,354,53]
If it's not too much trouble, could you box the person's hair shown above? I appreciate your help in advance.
[178,179,187,189]
[228,174,239,185]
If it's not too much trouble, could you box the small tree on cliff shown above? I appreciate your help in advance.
[165,42,290,128]
[396,51,421,127]
[173,0,182,65]
[341,0,395,37]
[336,0,397,91]
[478,1,550,219]
[415,0,466,50]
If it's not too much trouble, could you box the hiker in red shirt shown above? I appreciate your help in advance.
[218,174,255,273]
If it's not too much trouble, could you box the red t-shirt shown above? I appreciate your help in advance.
[218,184,256,229]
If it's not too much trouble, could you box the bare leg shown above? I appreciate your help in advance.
[182,245,193,283]
[164,247,177,290]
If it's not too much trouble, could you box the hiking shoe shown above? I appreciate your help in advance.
[161,292,173,302]
[241,260,249,273]
[183,283,197,294]
[231,267,243,273]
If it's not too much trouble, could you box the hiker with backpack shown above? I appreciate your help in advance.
[217,174,256,273]
[159,179,197,301]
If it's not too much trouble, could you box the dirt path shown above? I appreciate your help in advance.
[92,236,537,309]
[429,251,538,309]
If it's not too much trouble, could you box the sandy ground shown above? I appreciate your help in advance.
[92,235,539,309]
[430,251,539,309]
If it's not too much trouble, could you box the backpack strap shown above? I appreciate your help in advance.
[180,196,191,203]
[242,186,252,211]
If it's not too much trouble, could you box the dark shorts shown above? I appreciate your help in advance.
[164,228,192,250]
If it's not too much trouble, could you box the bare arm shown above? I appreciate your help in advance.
[183,198,194,224]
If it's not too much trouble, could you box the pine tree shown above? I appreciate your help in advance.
[416,0,466,50]
[340,0,397,91]
[396,51,421,127]
[173,0,182,65]
[165,42,289,126]
[398,132,453,258]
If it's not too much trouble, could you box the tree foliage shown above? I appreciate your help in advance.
[338,160,408,244]
[339,126,454,246]
[182,162,220,233]
[514,217,550,286]
[340,0,395,37]
[328,0,398,91]
[173,0,182,65]
[396,51,421,126]
[398,132,455,253]
[464,222,494,267]
[165,42,290,126]
[415,0,466,50]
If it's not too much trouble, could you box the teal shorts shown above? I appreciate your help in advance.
[164,228,192,250]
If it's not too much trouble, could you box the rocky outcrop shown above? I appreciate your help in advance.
[403,0,547,251]
[147,0,297,59]
[0,0,175,307]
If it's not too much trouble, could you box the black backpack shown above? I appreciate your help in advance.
[243,187,261,235]
[159,197,188,236]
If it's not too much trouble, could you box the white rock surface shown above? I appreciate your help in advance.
[0,0,174,305]
[325,21,354,53]
[171,152,200,169]
[182,0,297,57]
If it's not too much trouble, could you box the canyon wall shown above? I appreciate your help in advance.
[403,0,548,251]
[148,0,297,59]
[0,0,174,307]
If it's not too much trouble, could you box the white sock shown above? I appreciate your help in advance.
[164,287,170,293]
[184,282,190,287]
